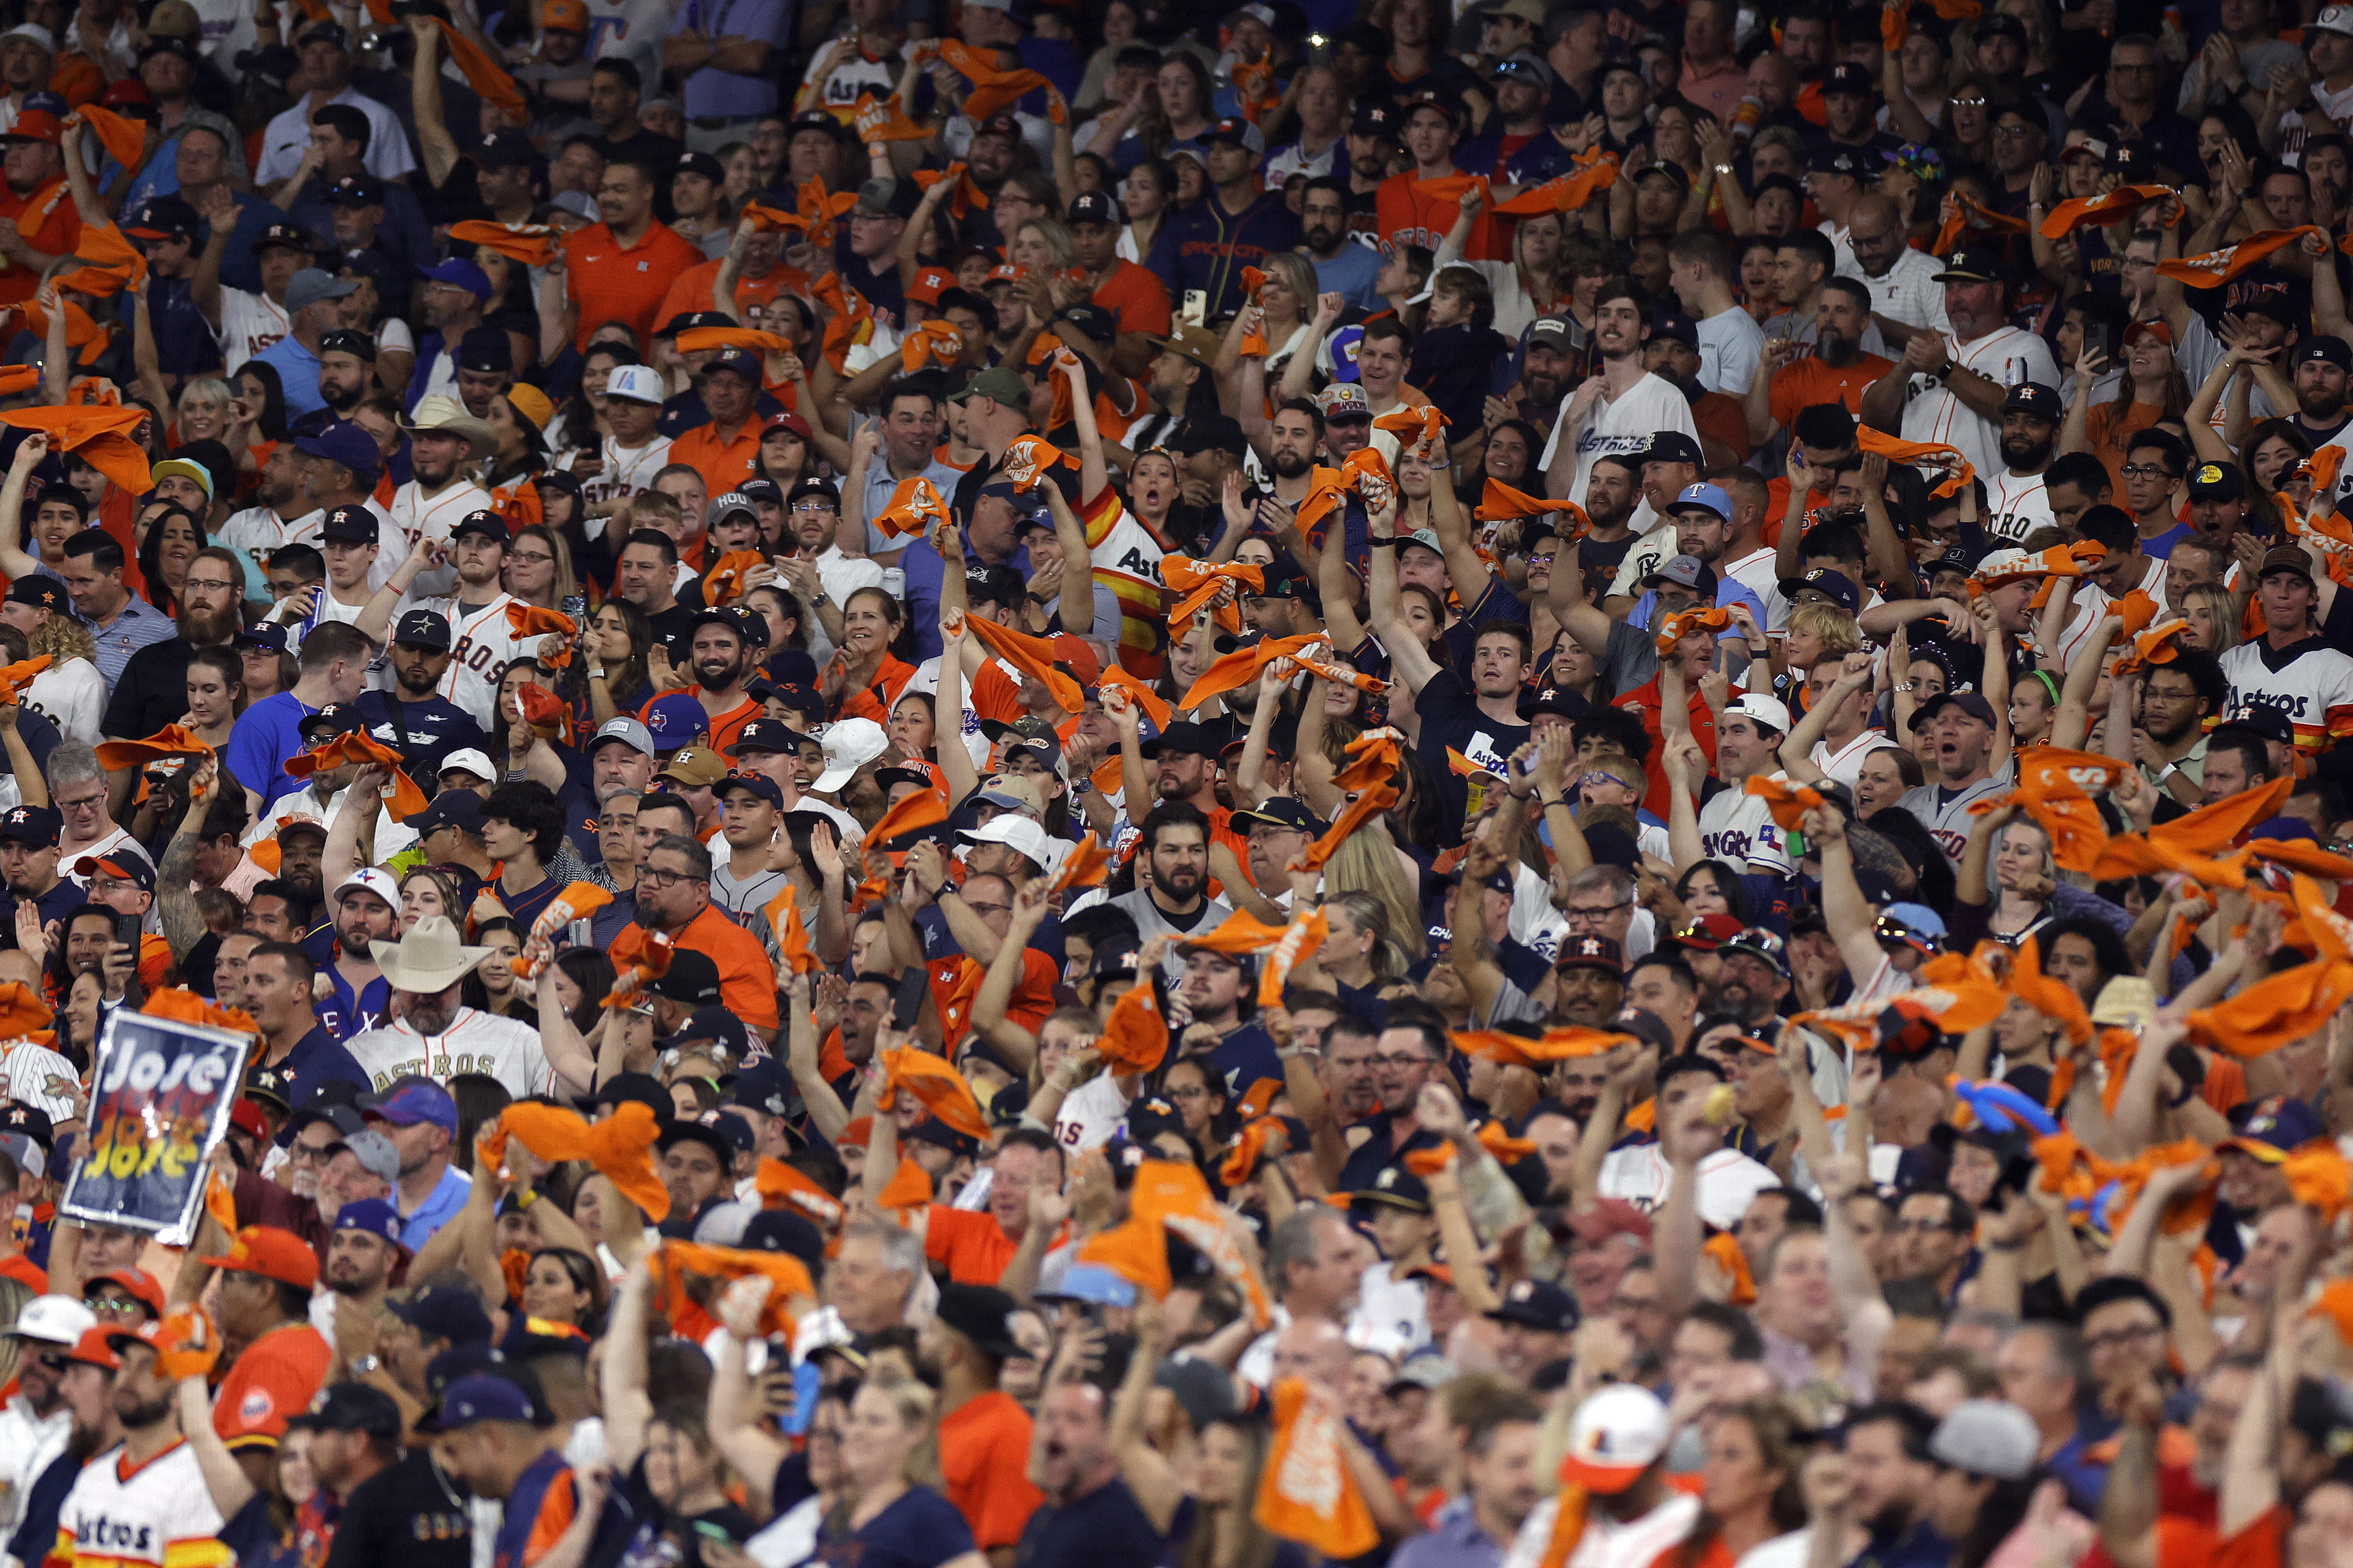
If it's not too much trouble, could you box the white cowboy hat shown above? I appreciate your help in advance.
[375,915,491,994]
[401,394,497,461]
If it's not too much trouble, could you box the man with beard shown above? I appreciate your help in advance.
[0,1295,96,1540]
[1894,689,2009,867]
[661,608,761,756]
[631,835,780,1042]
[1391,1405,1546,1568]
[7,1319,120,1568]
[1105,803,1231,981]
[1839,192,1949,347]
[400,512,534,731]
[384,397,492,595]
[310,328,374,434]
[218,443,325,600]
[321,1364,474,1568]
[1746,277,1891,450]
[352,612,486,785]
[290,1380,403,1560]
[2292,339,2353,505]
[1169,940,1282,1107]
[243,940,367,1103]
[1496,314,1577,439]
[1705,930,1794,1030]
[1984,382,2062,543]
[319,1201,404,1357]
[347,927,570,1107]
[1327,1010,1449,1193]
[100,546,244,743]
[1540,279,1698,515]
[1298,177,1382,311]
[51,1313,228,1568]
[1018,1376,1162,1568]
[321,869,396,1041]
[2133,647,2228,805]
[1863,247,2060,488]
[921,1283,1044,1558]
[1834,1403,1947,1564]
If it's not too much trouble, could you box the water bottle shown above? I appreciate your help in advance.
[881,566,906,600]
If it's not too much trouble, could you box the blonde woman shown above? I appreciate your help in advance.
[1434,197,1565,341]
[25,613,103,745]
[1311,891,1414,992]
[822,1368,989,1568]
[2176,583,2239,657]
[173,377,236,448]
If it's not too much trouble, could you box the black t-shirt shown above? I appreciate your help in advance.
[1413,664,1530,843]
[103,637,215,744]
[1012,1478,1165,1568]
[1578,534,1635,607]
[646,603,699,660]
[355,690,489,785]
[324,1449,473,1568]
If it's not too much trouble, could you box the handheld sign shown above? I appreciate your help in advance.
[62,1008,252,1240]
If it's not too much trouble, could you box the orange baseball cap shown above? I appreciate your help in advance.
[61,1324,120,1370]
[199,1225,320,1290]
[542,0,589,29]
[906,266,952,306]
[87,1267,168,1318]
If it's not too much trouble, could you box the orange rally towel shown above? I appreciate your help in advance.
[1256,1378,1382,1558]
[2038,186,2177,238]
[497,1100,671,1220]
[449,221,560,267]
[2158,226,2329,287]
[878,1045,993,1142]
[1097,975,1170,1073]
[660,1238,815,1339]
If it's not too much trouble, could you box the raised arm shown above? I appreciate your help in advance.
[1809,804,1887,984]
[406,18,461,189]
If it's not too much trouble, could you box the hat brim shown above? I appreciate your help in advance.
[2217,1136,2290,1164]
[1347,1191,1431,1212]
[1560,1455,1656,1493]
[375,943,492,992]
[400,416,497,459]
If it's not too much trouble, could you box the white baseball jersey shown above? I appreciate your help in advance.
[1697,782,1795,873]
[388,478,492,549]
[1811,727,1891,790]
[1597,1143,1782,1228]
[0,1038,88,1127]
[343,1008,553,1099]
[2219,639,2353,754]
[418,591,526,730]
[54,1440,229,1568]
[1984,469,2056,544]
[1538,372,1699,508]
[1896,326,2060,487]
[216,288,288,376]
[0,1391,68,1541]
[1506,1491,1701,1568]
[1895,766,2017,866]
[218,505,323,582]
[580,434,674,510]
[2279,75,2353,165]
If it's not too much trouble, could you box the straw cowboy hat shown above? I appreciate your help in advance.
[401,394,496,461]
[374,916,491,993]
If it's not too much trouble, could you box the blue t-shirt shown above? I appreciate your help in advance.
[1013,1479,1165,1568]
[1209,1022,1283,1101]
[226,691,322,807]
[1311,242,1387,313]
[253,333,326,422]
[817,1486,974,1568]
[275,1022,371,1097]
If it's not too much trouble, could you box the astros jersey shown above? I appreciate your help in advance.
[1077,487,1166,675]
[2218,640,2353,754]
[579,435,673,511]
[343,1008,554,1099]
[1893,767,2017,866]
[1983,469,2055,544]
[417,591,526,730]
[50,1440,229,1568]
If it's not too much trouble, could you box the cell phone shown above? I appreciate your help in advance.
[693,1521,737,1545]
[784,1359,822,1435]
[891,966,930,1030]
[1182,290,1207,328]
[2085,321,2113,366]
[113,913,140,955]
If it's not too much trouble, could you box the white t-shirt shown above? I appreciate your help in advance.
[1896,326,2060,487]
[1539,372,1700,509]
[2279,75,2353,165]
[1838,244,1953,338]
[218,288,288,375]
[1697,306,1765,399]
[1597,1142,1782,1228]
[1811,728,1889,789]
[28,658,104,745]
[1984,468,2056,544]
[1346,1262,1429,1359]
[55,1441,226,1568]
[255,88,415,184]
[344,1007,554,1099]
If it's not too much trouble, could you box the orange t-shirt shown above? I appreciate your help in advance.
[1761,479,1834,548]
[925,1203,1020,1283]
[837,654,918,724]
[938,1390,1046,1549]
[214,1320,333,1448]
[0,180,79,309]
[656,256,811,335]
[567,220,707,352]
[677,903,780,1031]
[635,692,759,758]
[669,419,761,506]
[1767,352,1895,431]
[1091,259,1173,340]
[931,948,1058,1039]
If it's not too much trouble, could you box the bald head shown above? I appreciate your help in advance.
[1271,1318,1351,1385]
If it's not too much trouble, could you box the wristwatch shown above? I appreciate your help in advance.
[2158,761,2181,781]
[352,1354,380,1375]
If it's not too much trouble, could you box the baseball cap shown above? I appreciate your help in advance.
[1205,116,1266,154]
[1928,1400,2041,1481]
[1555,935,1625,975]
[1722,694,1792,734]
[588,716,655,759]
[2258,543,2316,584]
[1486,1277,1578,1331]
[1781,567,1861,614]
[284,269,358,314]
[321,504,378,543]
[1559,1386,1671,1492]
[198,1225,320,1288]
[1667,481,1729,521]
[604,365,665,404]
[2000,382,2062,421]
[333,1197,404,1248]
[392,609,451,650]
[1932,247,2003,283]
[951,366,1027,405]
[6,1296,94,1346]
[659,744,730,788]
[1824,61,1874,94]
[390,1282,495,1345]
[1642,431,1704,466]
[2222,1095,2325,1162]
[1069,191,1118,227]
[1642,555,1719,598]
[1349,1164,1431,1213]
[358,1078,458,1133]
[2316,3,2353,32]
[74,854,155,892]
[437,1372,549,1429]
[292,420,379,474]
[0,806,60,847]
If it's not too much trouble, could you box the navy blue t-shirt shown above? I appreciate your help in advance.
[818,1486,974,1568]
[1012,1478,1164,1568]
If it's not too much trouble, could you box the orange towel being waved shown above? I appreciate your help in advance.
[1162,555,1263,632]
[2158,226,2330,287]
[1,405,149,492]
[94,721,207,773]
[1179,632,1322,710]
[497,1101,670,1221]
[1097,975,1170,1073]
[2188,874,2353,1057]
[2037,186,2178,239]
[1854,427,1975,498]
[878,1045,992,1142]
[1257,1379,1380,1558]
[1492,150,1618,213]
[2091,775,2293,883]
[962,612,1087,713]
[873,475,952,540]
[449,221,561,268]
[286,729,428,819]
[1968,747,2126,872]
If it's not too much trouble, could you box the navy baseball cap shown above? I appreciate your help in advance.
[438,1372,547,1428]
[389,1282,494,1344]
[293,420,380,474]
[2000,382,2062,421]
[333,1198,403,1247]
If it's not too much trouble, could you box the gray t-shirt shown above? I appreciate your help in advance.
[1107,887,1234,981]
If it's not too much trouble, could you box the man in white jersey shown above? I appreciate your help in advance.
[1860,246,2058,485]
[52,1315,229,1568]
[304,505,380,631]
[2280,6,2353,167]
[1982,381,2061,542]
[580,364,673,529]
[194,215,307,375]
[1784,647,1888,788]
[1688,694,1796,874]
[1893,690,2013,867]
[1503,1387,1698,1568]
[343,916,575,1099]
[415,512,531,730]
[1538,278,1699,514]
[2218,545,2353,755]
[390,396,495,567]
[217,444,324,607]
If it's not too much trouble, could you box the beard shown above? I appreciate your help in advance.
[695,652,744,691]
[1157,863,1204,902]
[1301,219,1341,255]
[2144,706,2198,744]
[324,381,362,413]
[2301,385,2347,420]
[326,1266,380,1298]
[340,925,374,959]
[1271,449,1311,479]
[179,599,238,646]
[114,1393,172,1430]
[2000,430,2055,470]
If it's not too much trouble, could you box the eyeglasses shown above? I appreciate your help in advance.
[1527,552,1557,566]
[1166,1084,1210,1101]
[2084,1322,2164,1353]
[289,1142,338,1164]
[55,792,104,811]
[508,551,555,566]
[963,900,1011,916]
[1370,1052,1434,1068]
[638,866,704,888]
[1564,901,1630,923]
[182,577,239,593]
[1991,123,2037,138]
[2120,464,2179,480]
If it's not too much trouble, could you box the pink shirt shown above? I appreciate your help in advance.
[1680,58,1749,123]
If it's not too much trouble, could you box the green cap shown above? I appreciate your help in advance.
[951,366,1028,405]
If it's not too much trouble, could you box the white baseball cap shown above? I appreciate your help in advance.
[957,814,1053,869]
[2315,4,2353,33]
[813,717,889,793]
[7,1295,94,1346]
[1559,1385,1671,1493]
[605,365,666,405]
[439,748,497,782]
[336,868,400,911]
[1723,694,1791,734]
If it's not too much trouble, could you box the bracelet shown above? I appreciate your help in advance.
[1714,162,1734,175]
[1369,536,1402,548]
[588,665,607,680]
[1895,681,1915,691]
[515,1187,538,1209]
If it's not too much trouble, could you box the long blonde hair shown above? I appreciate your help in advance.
[2180,583,2239,658]
[1323,832,1427,960]
[29,614,94,666]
